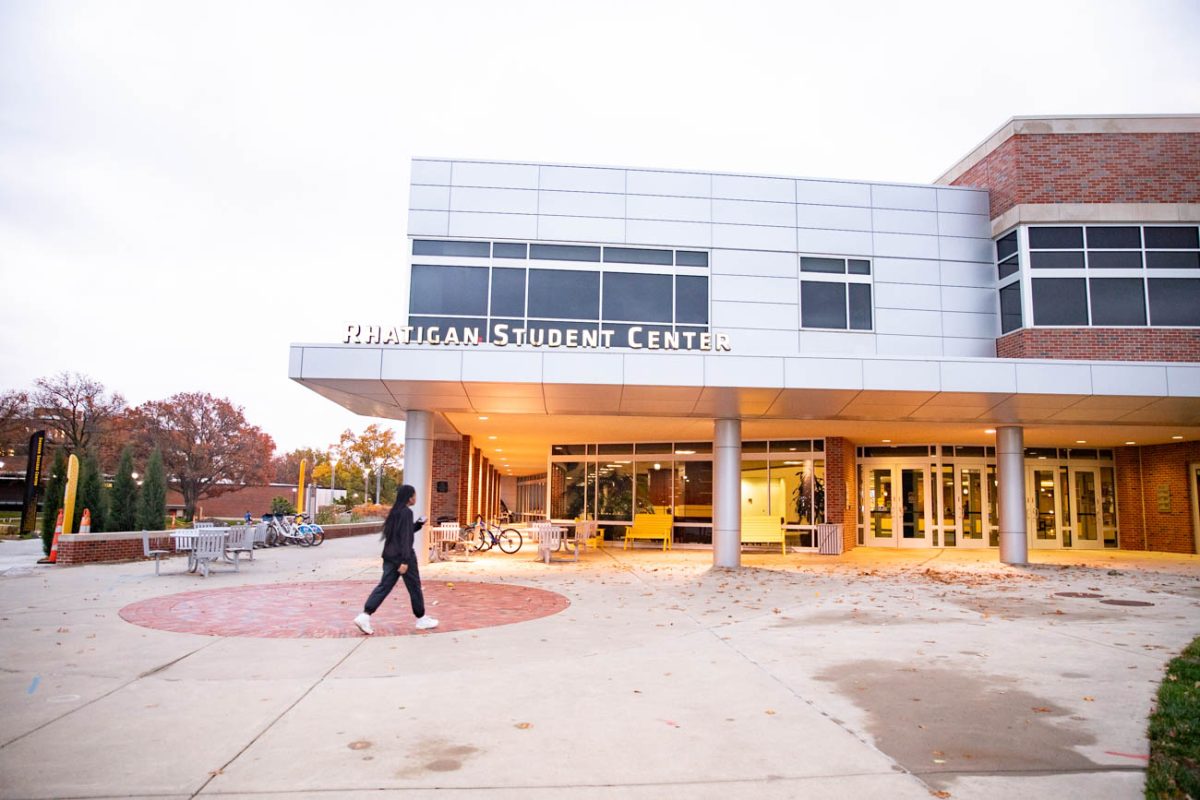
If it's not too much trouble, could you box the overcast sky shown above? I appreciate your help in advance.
[1,0,1198,453]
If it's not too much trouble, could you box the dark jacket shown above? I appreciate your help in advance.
[381,505,424,562]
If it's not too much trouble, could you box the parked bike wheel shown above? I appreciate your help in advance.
[310,530,324,546]
[475,527,493,551]
[301,531,315,546]
[498,528,522,554]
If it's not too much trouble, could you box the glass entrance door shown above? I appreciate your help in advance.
[958,466,988,548]
[1070,468,1103,550]
[1027,467,1061,548]
[867,467,894,545]
[898,467,929,547]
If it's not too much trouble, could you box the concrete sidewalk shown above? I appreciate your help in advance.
[1,537,1197,799]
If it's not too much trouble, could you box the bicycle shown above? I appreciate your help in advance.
[464,516,522,554]
[293,513,325,546]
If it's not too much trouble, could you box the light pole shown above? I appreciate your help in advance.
[363,466,370,504]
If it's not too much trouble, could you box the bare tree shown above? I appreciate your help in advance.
[31,372,126,452]
[0,389,30,454]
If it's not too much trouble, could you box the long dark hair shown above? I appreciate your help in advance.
[381,484,416,540]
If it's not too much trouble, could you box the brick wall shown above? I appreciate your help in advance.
[997,328,1200,362]
[1114,442,1200,554]
[457,436,472,523]
[430,438,462,523]
[177,485,304,519]
[952,132,1200,219]
[824,436,858,551]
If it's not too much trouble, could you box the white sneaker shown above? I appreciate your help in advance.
[415,615,439,630]
[353,612,374,635]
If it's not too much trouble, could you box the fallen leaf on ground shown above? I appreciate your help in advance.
[515,722,532,729]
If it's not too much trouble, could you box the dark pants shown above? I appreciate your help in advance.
[363,556,425,618]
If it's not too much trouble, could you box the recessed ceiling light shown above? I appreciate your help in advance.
[881,439,892,443]
[488,435,497,440]
[1125,441,1136,445]
[1075,440,1086,444]
[478,416,488,421]
[495,449,503,452]
[984,429,996,434]
[1172,435,1184,440]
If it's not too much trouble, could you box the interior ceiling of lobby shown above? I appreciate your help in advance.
[299,380,1200,476]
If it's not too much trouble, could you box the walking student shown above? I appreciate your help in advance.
[354,484,438,634]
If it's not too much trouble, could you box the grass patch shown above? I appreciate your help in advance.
[1147,636,1200,798]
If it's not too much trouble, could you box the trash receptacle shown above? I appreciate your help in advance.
[816,524,844,555]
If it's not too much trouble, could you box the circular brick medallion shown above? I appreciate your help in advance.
[120,580,570,638]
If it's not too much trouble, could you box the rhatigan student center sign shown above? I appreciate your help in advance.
[344,323,733,351]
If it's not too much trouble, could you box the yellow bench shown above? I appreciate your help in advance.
[623,513,673,551]
[740,515,786,555]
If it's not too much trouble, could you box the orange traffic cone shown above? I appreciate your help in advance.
[37,510,64,564]
[79,509,91,534]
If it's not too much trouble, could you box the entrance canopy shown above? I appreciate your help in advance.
[290,343,1200,474]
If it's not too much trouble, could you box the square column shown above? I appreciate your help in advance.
[996,426,1028,565]
[713,418,742,569]
[404,410,435,565]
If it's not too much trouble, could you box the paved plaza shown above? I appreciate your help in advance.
[1,535,1198,799]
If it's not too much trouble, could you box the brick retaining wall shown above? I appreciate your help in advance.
[55,521,384,565]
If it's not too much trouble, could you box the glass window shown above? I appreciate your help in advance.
[1032,278,1088,325]
[412,240,490,258]
[996,231,1018,261]
[636,442,674,454]
[1086,226,1141,249]
[801,257,845,273]
[1148,279,1200,326]
[848,284,872,330]
[741,460,771,519]
[1030,251,1085,269]
[674,325,710,349]
[530,244,601,262]
[676,251,709,267]
[1000,283,1022,333]
[527,269,600,319]
[409,265,489,315]
[743,441,769,453]
[488,317,522,339]
[603,272,673,322]
[1146,251,1200,269]
[635,461,674,514]
[552,445,586,455]
[675,276,709,324]
[801,281,846,329]
[550,461,586,519]
[672,460,712,523]
[596,462,633,522]
[603,247,672,265]
[999,260,1019,280]
[493,242,528,259]
[525,320,601,339]
[490,268,525,317]
[1089,278,1146,325]
[1144,226,1199,249]
[675,442,712,454]
[781,459,824,525]
[848,259,871,275]
[1029,227,1083,249]
[1088,251,1142,269]
[597,444,633,455]
[771,440,812,453]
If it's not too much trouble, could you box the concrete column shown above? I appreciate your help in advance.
[404,410,435,565]
[713,418,742,569]
[996,426,1028,566]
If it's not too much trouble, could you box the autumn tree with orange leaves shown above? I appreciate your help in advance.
[131,392,275,519]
